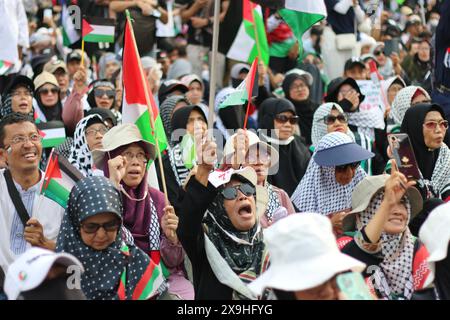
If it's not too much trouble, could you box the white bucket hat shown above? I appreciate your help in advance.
[419,202,450,263]
[92,123,156,170]
[4,248,84,300]
[248,213,366,295]
[222,130,279,173]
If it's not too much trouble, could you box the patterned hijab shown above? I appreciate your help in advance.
[202,175,267,299]
[390,86,430,126]
[68,114,103,177]
[356,190,415,300]
[311,102,355,147]
[1,94,35,119]
[291,133,367,214]
[55,176,155,300]
[160,95,188,147]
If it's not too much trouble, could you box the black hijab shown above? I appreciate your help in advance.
[325,77,365,112]
[258,97,311,196]
[171,105,207,144]
[401,103,446,180]
[282,73,317,145]
[87,79,116,109]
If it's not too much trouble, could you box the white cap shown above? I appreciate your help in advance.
[248,213,366,295]
[4,248,84,300]
[419,202,450,263]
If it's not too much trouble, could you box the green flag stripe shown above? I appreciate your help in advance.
[83,34,114,43]
[243,12,269,65]
[137,265,162,300]
[42,137,66,149]
[42,179,70,208]
[135,111,168,154]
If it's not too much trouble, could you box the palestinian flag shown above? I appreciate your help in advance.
[279,0,327,54]
[61,4,80,46]
[37,121,66,148]
[82,17,115,43]
[121,14,168,155]
[226,0,269,65]
[0,60,13,76]
[219,57,259,109]
[117,245,166,300]
[41,150,84,208]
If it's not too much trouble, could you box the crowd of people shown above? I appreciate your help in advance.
[0,0,450,301]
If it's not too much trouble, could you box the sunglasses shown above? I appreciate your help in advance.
[423,120,449,131]
[80,219,121,234]
[94,89,115,99]
[323,114,347,125]
[275,114,299,125]
[335,162,360,171]
[373,50,385,56]
[39,88,59,95]
[221,183,256,200]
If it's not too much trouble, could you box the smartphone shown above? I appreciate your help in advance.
[336,272,374,300]
[388,133,422,181]
[383,39,400,56]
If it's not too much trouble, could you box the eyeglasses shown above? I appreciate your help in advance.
[94,89,115,99]
[11,90,32,98]
[338,88,357,96]
[121,151,148,164]
[246,150,271,165]
[275,114,299,125]
[323,114,347,125]
[9,133,42,146]
[85,127,109,137]
[335,162,360,171]
[38,87,59,95]
[80,219,121,234]
[221,183,256,200]
[373,50,385,56]
[423,120,449,131]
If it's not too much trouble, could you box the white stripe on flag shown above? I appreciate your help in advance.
[121,91,147,124]
[43,128,65,139]
[284,0,327,16]
[91,25,115,36]
[226,23,255,63]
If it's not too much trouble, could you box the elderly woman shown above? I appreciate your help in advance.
[222,129,295,228]
[400,103,450,200]
[281,70,318,145]
[382,76,406,114]
[338,167,429,300]
[1,76,35,119]
[388,86,431,134]
[258,97,311,196]
[177,137,270,299]
[291,132,374,233]
[68,114,109,177]
[33,71,63,122]
[92,123,193,300]
[56,176,163,300]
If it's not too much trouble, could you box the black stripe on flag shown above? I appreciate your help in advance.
[84,16,116,27]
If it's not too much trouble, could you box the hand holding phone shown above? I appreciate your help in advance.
[336,272,374,300]
[388,133,422,181]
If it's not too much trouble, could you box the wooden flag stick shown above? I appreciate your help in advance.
[207,0,221,136]
[80,39,85,67]
[125,11,170,207]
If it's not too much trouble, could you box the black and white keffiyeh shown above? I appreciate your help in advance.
[357,191,415,300]
[168,142,191,186]
[148,196,161,251]
[68,114,103,177]
[291,133,367,214]
[390,86,429,126]
[430,144,450,195]
[311,102,355,147]
[265,183,281,222]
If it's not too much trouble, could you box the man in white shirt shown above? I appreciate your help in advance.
[0,0,29,76]
[0,113,64,275]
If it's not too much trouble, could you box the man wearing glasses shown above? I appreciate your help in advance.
[0,113,65,279]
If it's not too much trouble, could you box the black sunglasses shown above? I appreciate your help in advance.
[323,114,347,125]
[373,50,385,56]
[335,162,360,171]
[221,183,256,200]
[80,219,121,234]
[94,89,115,99]
[275,114,299,125]
[39,88,60,95]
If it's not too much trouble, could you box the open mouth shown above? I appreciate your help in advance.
[238,203,253,217]
[22,151,38,161]
[127,169,141,178]
[18,103,29,110]
[389,217,404,224]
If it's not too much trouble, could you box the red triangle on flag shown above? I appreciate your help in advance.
[82,19,94,38]
[42,152,62,191]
